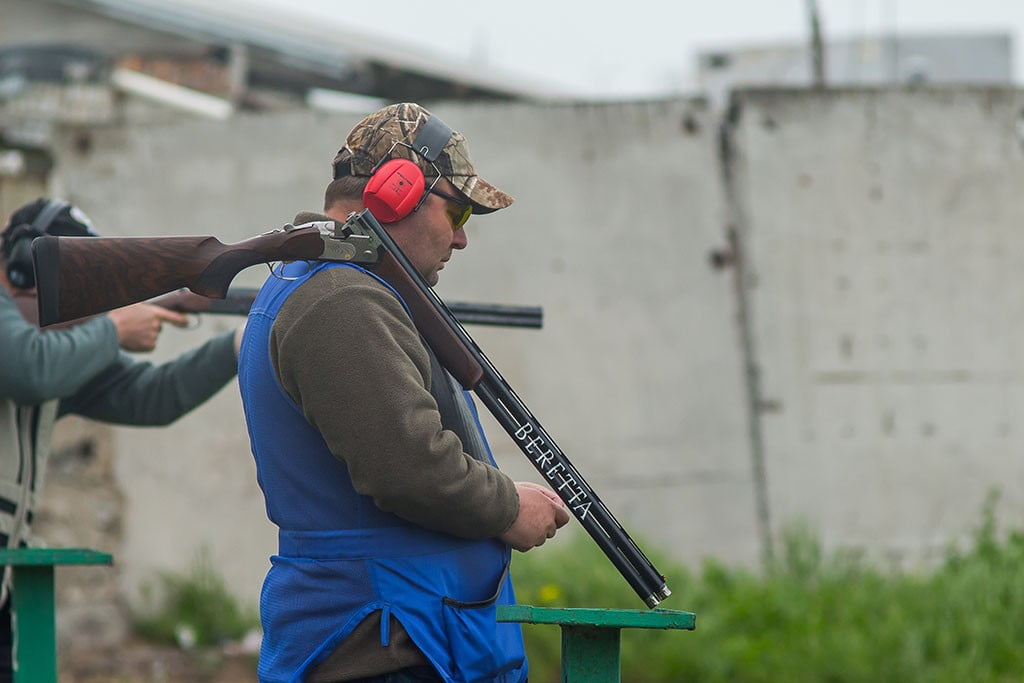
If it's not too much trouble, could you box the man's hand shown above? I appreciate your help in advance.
[499,481,570,552]
[107,303,188,352]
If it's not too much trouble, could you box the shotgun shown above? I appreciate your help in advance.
[22,286,541,329]
[32,211,670,607]
[13,287,262,329]
[149,287,544,329]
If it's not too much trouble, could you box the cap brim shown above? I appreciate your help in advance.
[451,175,514,215]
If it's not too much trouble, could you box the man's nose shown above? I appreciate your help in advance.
[451,227,468,250]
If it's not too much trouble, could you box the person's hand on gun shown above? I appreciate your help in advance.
[107,303,188,352]
[499,481,570,552]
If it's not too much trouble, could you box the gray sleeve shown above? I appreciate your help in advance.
[0,288,120,404]
[58,331,238,425]
[271,268,518,539]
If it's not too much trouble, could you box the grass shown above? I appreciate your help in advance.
[511,492,1024,683]
[133,547,260,649]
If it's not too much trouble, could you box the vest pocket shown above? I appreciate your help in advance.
[440,563,523,682]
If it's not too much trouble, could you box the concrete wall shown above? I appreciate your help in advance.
[39,89,1024,623]
[728,87,1024,565]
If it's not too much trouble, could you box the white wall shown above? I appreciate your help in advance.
[730,87,1024,565]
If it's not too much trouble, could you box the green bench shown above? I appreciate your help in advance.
[498,604,696,682]
[0,548,112,683]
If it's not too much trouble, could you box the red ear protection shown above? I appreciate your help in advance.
[362,158,426,223]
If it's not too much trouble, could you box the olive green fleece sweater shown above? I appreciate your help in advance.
[269,265,519,680]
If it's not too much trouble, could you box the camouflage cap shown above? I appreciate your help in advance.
[332,102,513,215]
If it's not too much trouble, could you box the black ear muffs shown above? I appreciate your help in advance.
[361,114,454,223]
[4,199,68,289]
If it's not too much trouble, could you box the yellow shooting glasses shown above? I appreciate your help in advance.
[428,186,472,229]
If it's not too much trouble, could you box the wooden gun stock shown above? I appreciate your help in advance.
[32,229,325,326]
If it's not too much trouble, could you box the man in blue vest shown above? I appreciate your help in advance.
[239,103,569,682]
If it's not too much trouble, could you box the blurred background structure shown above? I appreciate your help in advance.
[2,0,1024,669]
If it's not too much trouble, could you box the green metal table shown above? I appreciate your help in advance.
[0,548,112,683]
[498,604,696,682]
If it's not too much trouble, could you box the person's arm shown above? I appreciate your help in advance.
[0,288,120,404]
[57,331,237,424]
[272,267,519,539]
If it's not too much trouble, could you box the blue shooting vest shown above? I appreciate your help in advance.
[238,260,526,683]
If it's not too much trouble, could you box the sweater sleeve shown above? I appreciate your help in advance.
[0,288,120,404]
[58,331,238,424]
[271,267,519,539]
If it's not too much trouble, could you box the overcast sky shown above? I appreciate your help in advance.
[240,0,1024,97]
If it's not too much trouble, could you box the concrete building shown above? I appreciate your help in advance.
[698,32,1013,105]
[1,0,577,209]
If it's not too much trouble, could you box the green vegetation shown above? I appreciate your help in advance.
[133,547,260,649]
[512,493,1024,683]
[128,498,1024,681]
